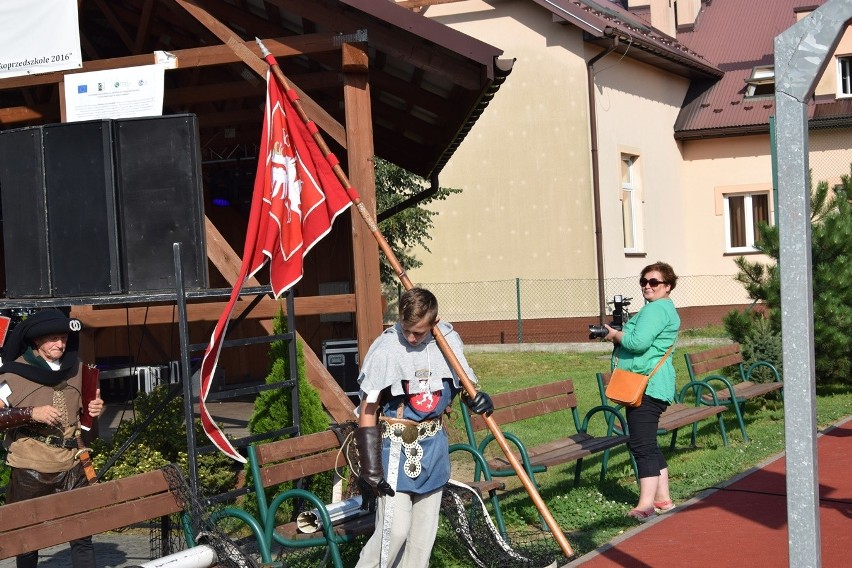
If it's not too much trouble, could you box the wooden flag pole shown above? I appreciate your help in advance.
[256,39,574,560]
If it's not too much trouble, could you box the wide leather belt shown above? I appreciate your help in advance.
[379,416,442,444]
[17,428,77,449]
[379,417,442,479]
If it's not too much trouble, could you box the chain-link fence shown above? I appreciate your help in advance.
[384,274,757,344]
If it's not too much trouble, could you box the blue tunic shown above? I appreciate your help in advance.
[380,379,455,494]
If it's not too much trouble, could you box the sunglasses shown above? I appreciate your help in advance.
[639,278,666,288]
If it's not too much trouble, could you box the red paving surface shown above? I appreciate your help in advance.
[567,417,852,568]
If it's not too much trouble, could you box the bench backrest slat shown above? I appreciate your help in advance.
[0,469,172,532]
[688,352,744,376]
[686,343,741,364]
[468,379,577,432]
[0,491,182,559]
[260,450,343,488]
[254,430,342,466]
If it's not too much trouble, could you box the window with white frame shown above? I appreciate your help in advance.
[620,155,639,252]
[723,192,770,253]
[745,66,774,97]
[837,56,852,97]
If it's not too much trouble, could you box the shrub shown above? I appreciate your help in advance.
[244,308,332,523]
[91,385,237,496]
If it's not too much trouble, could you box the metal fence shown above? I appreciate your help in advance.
[384,274,757,344]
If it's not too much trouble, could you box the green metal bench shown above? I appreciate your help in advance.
[453,379,632,489]
[684,343,783,443]
[596,371,729,449]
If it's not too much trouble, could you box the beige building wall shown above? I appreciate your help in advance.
[680,135,773,277]
[410,1,596,286]
[591,55,691,279]
[414,1,695,287]
[409,1,851,318]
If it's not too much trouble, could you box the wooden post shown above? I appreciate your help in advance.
[342,42,383,358]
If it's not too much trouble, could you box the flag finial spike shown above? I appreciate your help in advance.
[255,38,270,58]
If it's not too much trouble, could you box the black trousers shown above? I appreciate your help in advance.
[626,395,670,479]
[6,462,96,568]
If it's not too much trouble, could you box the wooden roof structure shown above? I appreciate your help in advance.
[0,0,511,179]
[0,0,512,421]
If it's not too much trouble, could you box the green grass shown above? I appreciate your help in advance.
[428,343,852,567]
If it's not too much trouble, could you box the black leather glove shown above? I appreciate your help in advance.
[464,391,494,416]
[356,477,378,512]
[353,425,395,499]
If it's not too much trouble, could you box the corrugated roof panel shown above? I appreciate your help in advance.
[675,0,828,136]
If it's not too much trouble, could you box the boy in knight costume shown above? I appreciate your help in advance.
[0,309,104,568]
[353,287,493,568]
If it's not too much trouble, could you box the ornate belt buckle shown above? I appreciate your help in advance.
[401,423,419,444]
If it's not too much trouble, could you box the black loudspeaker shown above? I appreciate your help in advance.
[43,120,122,296]
[113,114,208,292]
[0,126,52,297]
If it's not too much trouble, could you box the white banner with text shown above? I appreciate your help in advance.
[0,0,83,79]
[63,65,166,122]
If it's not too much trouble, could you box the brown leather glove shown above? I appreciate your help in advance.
[0,406,34,431]
[354,425,395,499]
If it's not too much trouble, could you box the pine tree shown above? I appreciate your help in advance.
[726,166,852,385]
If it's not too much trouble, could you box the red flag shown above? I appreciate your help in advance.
[198,68,351,462]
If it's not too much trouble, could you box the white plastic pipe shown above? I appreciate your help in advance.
[129,544,218,568]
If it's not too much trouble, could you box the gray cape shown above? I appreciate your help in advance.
[357,321,477,405]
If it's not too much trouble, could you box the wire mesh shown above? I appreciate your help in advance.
[385,275,755,343]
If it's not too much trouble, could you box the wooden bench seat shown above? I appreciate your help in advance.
[454,379,631,488]
[596,371,729,450]
[0,466,194,560]
[684,343,783,443]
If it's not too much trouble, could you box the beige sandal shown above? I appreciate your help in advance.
[654,500,676,514]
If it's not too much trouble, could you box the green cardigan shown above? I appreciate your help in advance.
[611,297,680,403]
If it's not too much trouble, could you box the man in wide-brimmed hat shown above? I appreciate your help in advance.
[0,308,104,568]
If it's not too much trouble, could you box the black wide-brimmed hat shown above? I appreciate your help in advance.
[0,309,81,368]
[19,309,82,341]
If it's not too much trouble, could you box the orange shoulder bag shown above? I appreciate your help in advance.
[606,344,675,407]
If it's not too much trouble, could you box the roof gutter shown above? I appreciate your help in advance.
[588,38,620,324]
[428,57,515,179]
[383,57,514,221]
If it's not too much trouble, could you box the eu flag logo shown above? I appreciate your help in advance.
[78,85,88,94]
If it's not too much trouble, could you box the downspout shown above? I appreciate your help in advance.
[588,36,619,324]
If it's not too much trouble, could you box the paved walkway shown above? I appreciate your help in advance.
[566,416,852,568]
[0,534,152,567]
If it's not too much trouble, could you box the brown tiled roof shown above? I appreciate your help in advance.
[530,0,721,79]
[675,0,828,138]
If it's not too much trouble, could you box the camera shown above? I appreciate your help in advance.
[588,295,630,340]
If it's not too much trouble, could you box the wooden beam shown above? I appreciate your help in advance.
[264,0,487,90]
[0,33,344,90]
[342,43,384,358]
[69,294,356,327]
[171,0,346,147]
[204,216,260,286]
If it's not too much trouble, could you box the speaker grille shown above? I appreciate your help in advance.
[0,127,52,298]
[44,120,122,296]
[113,114,208,292]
